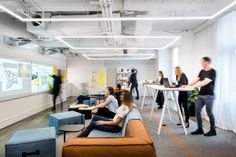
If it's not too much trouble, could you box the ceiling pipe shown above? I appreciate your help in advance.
[99,0,112,46]
[99,0,116,47]
[107,1,116,46]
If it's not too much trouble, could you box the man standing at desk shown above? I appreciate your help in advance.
[188,57,216,136]
[128,69,139,100]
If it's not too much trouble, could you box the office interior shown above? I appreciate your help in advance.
[0,0,236,157]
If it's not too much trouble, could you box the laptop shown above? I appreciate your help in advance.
[162,78,175,88]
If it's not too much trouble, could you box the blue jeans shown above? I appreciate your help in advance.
[195,95,215,130]
[85,115,122,135]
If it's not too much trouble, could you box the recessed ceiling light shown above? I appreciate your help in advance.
[1,1,236,21]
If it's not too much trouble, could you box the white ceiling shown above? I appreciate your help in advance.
[0,0,236,59]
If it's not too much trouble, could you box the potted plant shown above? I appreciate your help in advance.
[188,88,199,116]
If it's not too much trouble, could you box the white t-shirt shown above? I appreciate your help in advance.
[113,105,130,127]
[105,95,119,113]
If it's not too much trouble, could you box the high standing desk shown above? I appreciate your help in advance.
[143,85,193,135]
[139,82,159,110]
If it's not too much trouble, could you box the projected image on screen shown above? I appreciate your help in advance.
[0,58,31,101]
[18,63,31,78]
[2,62,22,91]
[31,64,52,93]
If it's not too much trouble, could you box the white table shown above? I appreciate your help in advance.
[139,82,159,110]
[142,85,193,135]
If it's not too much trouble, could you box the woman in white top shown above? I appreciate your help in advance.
[78,90,133,137]
[91,87,119,118]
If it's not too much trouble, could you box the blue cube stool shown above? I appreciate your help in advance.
[48,111,84,134]
[83,98,96,106]
[5,127,56,157]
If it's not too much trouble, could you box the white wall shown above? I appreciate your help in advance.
[194,25,216,68]
[157,49,172,79]
[0,16,67,129]
[177,31,196,81]
[176,29,216,81]
[0,43,67,129]
[67,57,156,96]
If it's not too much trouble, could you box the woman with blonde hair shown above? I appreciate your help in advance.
[174,66,189,127]
[78,90,133,137]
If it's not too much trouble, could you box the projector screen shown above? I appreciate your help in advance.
[0,58,31,101]
[31,64,53,93]
[0,58,53,102]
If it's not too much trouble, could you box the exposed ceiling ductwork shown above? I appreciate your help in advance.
[3,36,32,47]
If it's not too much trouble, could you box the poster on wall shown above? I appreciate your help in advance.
[31,64,53,93]
[90,68,107,93]
[116,68,131,88]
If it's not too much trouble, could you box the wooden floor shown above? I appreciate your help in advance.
[0,97,236,157]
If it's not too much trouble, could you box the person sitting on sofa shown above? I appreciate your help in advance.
[78,90,133,137]
[114,84,122,106]
[90,87,119,118]
[76,83,90,104]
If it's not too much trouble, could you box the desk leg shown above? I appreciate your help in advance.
[63,132,66,142]
[149,89,158,121]
[157,91,168,135]
[172,91,187,135]
[141,86,147,110]
[166,91,172,122]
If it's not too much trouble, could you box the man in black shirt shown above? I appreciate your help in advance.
[128,69,139,100]
[187,57,217,136]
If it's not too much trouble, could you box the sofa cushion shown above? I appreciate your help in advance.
[88,130,122,137]
[121,108,142,136]
[87,108,142,138]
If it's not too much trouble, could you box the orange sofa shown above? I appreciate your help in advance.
[62,110,156,157]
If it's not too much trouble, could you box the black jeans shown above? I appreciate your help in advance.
[77,95,90,104]
[52,91,63,109]
[156,91,164,107]
[130,84,139,98]
[84,115,122,136]
[96,107,116,119]
[178,92,189,123]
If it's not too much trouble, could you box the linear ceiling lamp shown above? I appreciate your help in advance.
[1,1,236,21]
[55,36,181,50]
[83,53,155,60]
[57,35,180,39]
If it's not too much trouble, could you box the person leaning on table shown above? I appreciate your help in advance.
[78,90,133,137]
[90,87,119,119]
[186,56,217,136]
[171,66,190,128]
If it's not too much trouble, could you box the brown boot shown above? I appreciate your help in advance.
[77,129,89,137]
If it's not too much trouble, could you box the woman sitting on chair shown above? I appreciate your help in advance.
[76,83,90,104]
[78,90,133,137]
[90,87,119,118]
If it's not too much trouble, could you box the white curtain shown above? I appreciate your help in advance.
[214,12,236,133]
